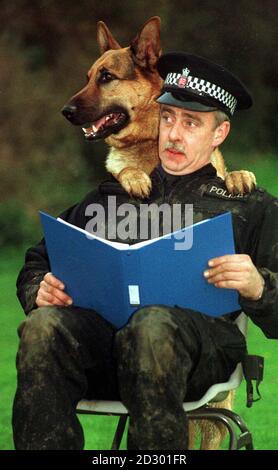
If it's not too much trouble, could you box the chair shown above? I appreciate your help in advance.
[76,312,254,450]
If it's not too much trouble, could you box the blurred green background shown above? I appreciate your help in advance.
[0,0,277,450]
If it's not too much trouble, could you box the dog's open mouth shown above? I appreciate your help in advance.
[82,110,129,141]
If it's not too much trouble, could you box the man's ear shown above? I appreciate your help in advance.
[212,121,231,147]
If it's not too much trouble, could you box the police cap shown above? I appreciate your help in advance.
[156,52,252,116]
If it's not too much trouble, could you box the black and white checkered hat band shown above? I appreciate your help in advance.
[164,72,237,115]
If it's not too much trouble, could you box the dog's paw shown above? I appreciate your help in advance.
[225,170,256,195]
[117,167,152,198]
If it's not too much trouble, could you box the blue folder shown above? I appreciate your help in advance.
[40,211,240,329]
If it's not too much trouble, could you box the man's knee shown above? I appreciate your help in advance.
[19,306,63,339]
[117,305,179,374]
[130,304,176,327]
[129,305,178,340]
[17,306,70,365]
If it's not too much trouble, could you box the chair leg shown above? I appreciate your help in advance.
[212,408,254,450]
[111,415,128,450]
[187,407,253,450]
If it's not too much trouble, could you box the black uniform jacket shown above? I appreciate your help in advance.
[16,164,278,339]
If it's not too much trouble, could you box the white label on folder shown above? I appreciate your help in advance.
[128,285,140,305]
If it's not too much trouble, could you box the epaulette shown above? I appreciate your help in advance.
[204,182,250,202]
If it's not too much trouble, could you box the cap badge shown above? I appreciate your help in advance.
[178,68,190,88]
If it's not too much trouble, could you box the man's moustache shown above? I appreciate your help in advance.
[164,142,185,153]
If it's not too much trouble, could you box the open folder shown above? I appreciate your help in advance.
[40,211,240,329]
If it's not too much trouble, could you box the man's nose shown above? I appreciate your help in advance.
[168,121,182,141]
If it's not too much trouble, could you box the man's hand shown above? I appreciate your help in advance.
[36,272,73,307]
[204,254,265,301]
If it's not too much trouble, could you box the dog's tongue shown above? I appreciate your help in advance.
[84,116,108,134]
[82,112,126,138]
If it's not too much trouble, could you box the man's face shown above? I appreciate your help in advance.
[158,105,230,175]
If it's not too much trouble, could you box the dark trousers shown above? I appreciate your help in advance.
[12,304,246,450]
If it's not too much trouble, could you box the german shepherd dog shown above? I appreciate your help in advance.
[62,17,254,449]
[62,16,255,199]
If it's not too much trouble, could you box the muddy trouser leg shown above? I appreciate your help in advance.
[115,305,247,450]
[12,306,118,450]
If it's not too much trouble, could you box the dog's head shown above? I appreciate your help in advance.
[61,17,162,144]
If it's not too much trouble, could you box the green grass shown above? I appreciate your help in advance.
[226,152,278,197]
[0,248,278,450]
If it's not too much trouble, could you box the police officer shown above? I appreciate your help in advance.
[13,53,278,450]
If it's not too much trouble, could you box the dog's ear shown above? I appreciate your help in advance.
[97,21,121,53]
[130,16,161,71]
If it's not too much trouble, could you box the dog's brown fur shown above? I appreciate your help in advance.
[63,17,254,449]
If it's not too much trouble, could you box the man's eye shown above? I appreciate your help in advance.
[162,114,172,123]
[98,70,116,84]
[185,121,196,128]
